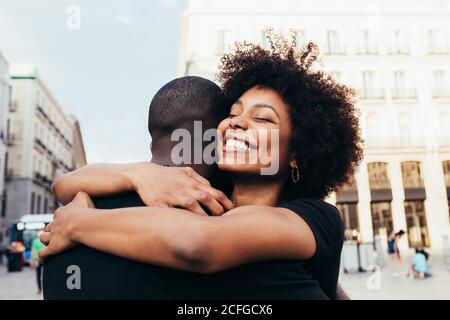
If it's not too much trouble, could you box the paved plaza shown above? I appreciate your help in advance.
[339,254,450,299]
[0,255,449,300]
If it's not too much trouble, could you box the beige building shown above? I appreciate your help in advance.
[177,0,450,253]
[0,52,10,234]
[3,65,85,235]
[70,116,87,170]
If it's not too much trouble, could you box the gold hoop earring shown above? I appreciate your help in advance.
[291,166,300,183]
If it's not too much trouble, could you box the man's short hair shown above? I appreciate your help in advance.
[148,76,228,147]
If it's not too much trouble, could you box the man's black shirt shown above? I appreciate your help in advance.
[43,194,342,299]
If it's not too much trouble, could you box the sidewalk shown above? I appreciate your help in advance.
[0,264,43,300]
[339,255,450,299]
[1,256,449,300]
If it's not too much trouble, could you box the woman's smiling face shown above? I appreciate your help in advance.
[217,86,294,177]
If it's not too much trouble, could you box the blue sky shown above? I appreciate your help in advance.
[0,0,187,163]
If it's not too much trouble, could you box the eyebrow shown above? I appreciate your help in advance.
[233,99,280,118]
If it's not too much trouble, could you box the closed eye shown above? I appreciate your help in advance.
[253,117,274,123]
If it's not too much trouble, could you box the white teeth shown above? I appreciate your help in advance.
[225,139,250,151]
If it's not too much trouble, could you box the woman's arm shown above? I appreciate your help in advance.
[40,197,315,273]
[51,163,135,205]
[52,162,233,216]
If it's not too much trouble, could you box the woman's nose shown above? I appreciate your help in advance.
[229,115,248,130]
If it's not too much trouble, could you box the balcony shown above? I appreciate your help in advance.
[9,101,17,112]
[5,168,14,180]
[34,137,47,152]
[432,87,450,99]
[34,172,53,188]
[355,44,378,55]
[357,87,385,100]
[323,45,346,56]
[391,87,417,100]
[36,104,49,120]
[5,134,15,146]
[427,45,449,55]
[364,136,426,149]
[438,136,450,148]
[386,44,410,55]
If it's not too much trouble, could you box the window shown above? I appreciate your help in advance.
[368,162,391,189]
[371,202,394,244]
[394,70,406,94]
[434,70,445,89]
[433,70,449,98]
[428,29,448,54]
[443,160,450,187]
[358,30,377,54]
[30,192,35,214]
[362,71,374,97]
[387,30,409,54]
[337,203,360,241]
[401,161,424,188]
[392,70,416,99]
[36,195,41,214]
[404,201,430,248]
[44,198,48,213]
[326,30,344,54]
[217,29,233,55]
[366,112,382,137]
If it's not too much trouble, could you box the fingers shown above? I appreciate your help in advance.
[189,188,225,216]
[195,183,234,212]
[182,167,210,186]
[180,167,233,214]
[44,223,52,232]
[38,247,50,262]
[173,194,208,216]
[40,232,51,245]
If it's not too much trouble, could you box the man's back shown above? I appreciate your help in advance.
[44,192,214,299]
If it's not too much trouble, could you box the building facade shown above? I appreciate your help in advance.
[0,52,10,237]
[177,0,450,253]
[70,115,87,170]
[3,65,80,234]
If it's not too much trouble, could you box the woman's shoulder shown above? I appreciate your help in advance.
[278,198,344,241]
[279,198,342,220]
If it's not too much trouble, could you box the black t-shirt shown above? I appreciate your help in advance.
[279,199,345,299]
[43,194,342,300]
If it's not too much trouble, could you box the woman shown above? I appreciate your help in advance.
[39,34,363,299]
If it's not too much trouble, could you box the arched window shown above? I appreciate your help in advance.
[368,162,391,189]
[443,160,450,187]
[401,161,424,188]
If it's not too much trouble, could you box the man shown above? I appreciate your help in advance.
[30,229,46,294]
[43,76,347,299]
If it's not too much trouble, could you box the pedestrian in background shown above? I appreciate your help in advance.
[409,248,432,279]
[29,229,45,294]
[388,230,406,277]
